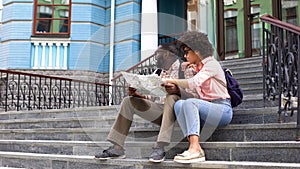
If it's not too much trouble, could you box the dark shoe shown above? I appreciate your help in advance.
[95,146,125,160]
[148,147,166,163]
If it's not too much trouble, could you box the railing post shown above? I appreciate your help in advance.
[297,35,300,141]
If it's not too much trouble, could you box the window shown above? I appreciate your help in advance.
[225,17,238,55]
[286,7,297,26]
[33,0,71,36]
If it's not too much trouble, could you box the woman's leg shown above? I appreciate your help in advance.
[174,98,232,163]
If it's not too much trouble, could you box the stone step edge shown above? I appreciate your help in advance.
[0,107,280,123]
[0,168,26,169]
[0,103,278,118]
[0,140,299,149]
[0,122,296,133]
[0,151,300,169]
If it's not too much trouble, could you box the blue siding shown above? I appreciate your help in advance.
[98,46,109,72]
[1,22,32,41]
[2,3,33,22]
[116,0,141,5]
[105,8,111,25]
[72,5,106,25]
[5,42,32,68]
[115,2,141,23]
[0,0,144,73]
[115,21,140,42]
[0,44,9,68]
[69,42,107,72]
[72,0,107,8]
[71,24,106,42]
[114,41,140,71]
[2,0,32,4]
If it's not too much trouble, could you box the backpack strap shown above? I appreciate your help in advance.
[212,76,227,88]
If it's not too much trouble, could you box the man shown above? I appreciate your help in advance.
[95,43,198,163]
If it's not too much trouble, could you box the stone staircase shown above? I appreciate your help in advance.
[0,56,299,169]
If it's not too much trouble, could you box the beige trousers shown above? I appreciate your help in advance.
[107,94,180,147]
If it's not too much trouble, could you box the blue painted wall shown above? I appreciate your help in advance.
[113,1,141,71]
[0,0,142,73]
[0,1,34,69]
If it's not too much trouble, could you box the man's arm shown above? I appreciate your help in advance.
[162,82,198,99]
[128,87,147,99]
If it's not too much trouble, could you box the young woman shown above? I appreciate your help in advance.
[163,31,233,164]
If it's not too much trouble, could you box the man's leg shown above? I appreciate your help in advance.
[96,96,164,160]
[157,94,180,144]
[149,94,180,163]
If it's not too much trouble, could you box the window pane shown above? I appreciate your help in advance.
[37,5,52,19]
[55,0,70,5]
[36,20,51,33]
[38,0,52,5]
[59,19,68,32]
[34,0,71,35]
[282,0,299,26]
[53,8,69,19]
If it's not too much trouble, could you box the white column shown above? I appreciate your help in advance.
[33,42,39,69]
[62,42,68,69]
[48,42,53,69]
[40,42,46,69]
[108,0,116,106]
[55,43,61,69]
[141,0,158,60]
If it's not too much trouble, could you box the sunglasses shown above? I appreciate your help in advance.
[183,49,192,55]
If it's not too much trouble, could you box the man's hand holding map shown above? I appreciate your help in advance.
[121,72,167,97]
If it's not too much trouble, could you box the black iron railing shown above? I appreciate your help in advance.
[0,70,112,111]
[261,14,300,141]
[0,34,184,111]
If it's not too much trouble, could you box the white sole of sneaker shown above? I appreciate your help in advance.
[174,157,205,164]
[95,155,126,160]
[148,157,165,163]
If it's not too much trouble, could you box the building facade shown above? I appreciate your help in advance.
[0,0,299,81]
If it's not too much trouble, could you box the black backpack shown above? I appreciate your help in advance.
[214,68,243,107]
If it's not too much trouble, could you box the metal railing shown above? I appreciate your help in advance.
[261,14,300,141]
[0,70,112,111]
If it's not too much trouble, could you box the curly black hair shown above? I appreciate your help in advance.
[178,31,214,59]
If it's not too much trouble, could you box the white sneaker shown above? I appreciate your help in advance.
[174,149,205,164]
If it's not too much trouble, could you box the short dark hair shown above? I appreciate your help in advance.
[178,31,214,59]
[155,43,178,70]
[157,43,177,55]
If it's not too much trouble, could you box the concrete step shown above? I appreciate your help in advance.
[1,106,293,126]
[0,106,296,129]
[0,122,297,142]
[0,140,299,163]
[1,151,300,169]
[0,115,156,129]
[221,56,262,67]
[0,106,118,121]
[0,167,26,169]
[0,168,26,169]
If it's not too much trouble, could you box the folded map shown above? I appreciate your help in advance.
[121,72,167,97]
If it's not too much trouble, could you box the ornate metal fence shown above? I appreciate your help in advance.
[261,14,300,140]
[0,70,111,111]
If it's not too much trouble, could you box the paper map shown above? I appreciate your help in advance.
[121,72,167,97]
